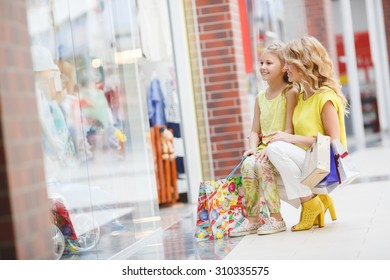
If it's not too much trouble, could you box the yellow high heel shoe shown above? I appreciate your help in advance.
[292,196,325,231]
[313,194,337,225]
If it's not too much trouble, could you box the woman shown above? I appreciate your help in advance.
[265,36,348,231]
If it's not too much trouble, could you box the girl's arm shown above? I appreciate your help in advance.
[244,96,262,156]
[284,86,298,134]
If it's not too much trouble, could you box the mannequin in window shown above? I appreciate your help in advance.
[31,45,76,166]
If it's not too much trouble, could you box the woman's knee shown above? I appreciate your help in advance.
[266,142,285,160]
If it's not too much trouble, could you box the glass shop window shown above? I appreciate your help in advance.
[27,0,161,259]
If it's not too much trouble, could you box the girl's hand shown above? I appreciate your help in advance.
[243,148,256,157]
[255,148,268,163]
[264,131,293,144]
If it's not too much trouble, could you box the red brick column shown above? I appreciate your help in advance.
[195,0,251,178]
[304,0,337,64]
[0,0,53,259]
[383,0,390,66]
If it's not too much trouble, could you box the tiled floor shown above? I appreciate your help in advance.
[121,138,390,260]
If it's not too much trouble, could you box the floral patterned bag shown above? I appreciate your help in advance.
[195,157,267,240]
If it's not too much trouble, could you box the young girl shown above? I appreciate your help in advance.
[266,36,348,231]
[230,41,298,236]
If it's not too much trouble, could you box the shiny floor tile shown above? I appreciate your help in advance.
[125,208,244,260]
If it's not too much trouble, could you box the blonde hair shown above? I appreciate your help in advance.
[284,36,349,113]
[262,40,289,83]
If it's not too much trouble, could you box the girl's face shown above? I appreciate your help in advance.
[259,52,284,82]
[285,62,300,83]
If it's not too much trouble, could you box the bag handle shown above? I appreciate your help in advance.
[226,156,247,180]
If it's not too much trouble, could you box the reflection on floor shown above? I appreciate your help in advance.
[60,202,243,260]
[125,209,244,260]
[61,212,139,260]
[60,206,161,260]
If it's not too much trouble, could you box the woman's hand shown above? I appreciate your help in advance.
[264,130,293,144]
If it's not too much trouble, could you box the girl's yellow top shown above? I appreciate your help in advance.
[258,86,291,150]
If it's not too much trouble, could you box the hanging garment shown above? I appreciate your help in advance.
[137,0,172,61]
[165,78,181,123]
[148,78,167,126]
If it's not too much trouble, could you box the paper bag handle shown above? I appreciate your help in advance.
[226,156,247,180]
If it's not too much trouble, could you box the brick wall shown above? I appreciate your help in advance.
[0,0,53,259]
[383,0,390,66]
[194,0,250,178]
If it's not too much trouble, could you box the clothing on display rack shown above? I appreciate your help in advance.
[164,68,185,174]
[165,78,181,124]
[147,78,167,127]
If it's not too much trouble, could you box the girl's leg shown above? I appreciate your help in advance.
[230,156,261,237]
[256,160,286,234]
[241,155,263,222]
[256,160,281,216]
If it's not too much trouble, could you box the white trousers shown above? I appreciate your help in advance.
[267,141,326,200]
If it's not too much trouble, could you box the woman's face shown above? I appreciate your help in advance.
[285,62,300,83]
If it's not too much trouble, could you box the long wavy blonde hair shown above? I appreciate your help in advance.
[284,36,349,113]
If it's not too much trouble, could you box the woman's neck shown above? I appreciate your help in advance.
[302,84,315,100]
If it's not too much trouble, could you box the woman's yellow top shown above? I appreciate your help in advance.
[258,86,290,150]
[293,86,347,149]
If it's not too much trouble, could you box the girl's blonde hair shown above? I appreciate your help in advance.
[263,41,289,83]
[284,36,349,113]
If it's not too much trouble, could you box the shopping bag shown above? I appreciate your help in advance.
[195,177,246,241]
[194,181,213,240]
[331,139,359,185]
[206,176,246,239]
[195,157,267,240]
[316,146,339,192]
[301,133,331,188]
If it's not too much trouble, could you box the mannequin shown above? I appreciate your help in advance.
[31,45,76,166]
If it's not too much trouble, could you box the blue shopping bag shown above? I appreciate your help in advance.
[316,147,339,192]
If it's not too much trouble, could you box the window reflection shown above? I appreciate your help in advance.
[27,0,161,259]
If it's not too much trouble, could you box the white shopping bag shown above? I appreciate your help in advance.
[331,139,359,186]
[301,133,331,188]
